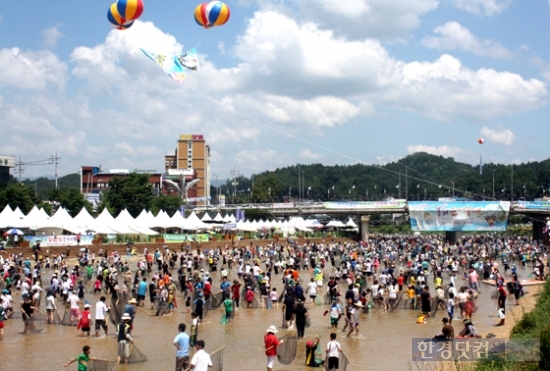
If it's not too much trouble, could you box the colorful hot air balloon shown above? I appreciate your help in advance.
[478,138,485,144]
[194,1,230,28]
[108,3,134,30]
[116,0,144,21]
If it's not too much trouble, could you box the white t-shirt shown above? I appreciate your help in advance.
[96,301,108,320]
[190,349,212,371]
[69,295,80,309]
[326,340,341,358]
[307,282,317,296]
[46,295,56,310]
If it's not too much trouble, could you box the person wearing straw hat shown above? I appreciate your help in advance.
[346,301,362,338]
[116,313,134,364]
[264,325,284,371]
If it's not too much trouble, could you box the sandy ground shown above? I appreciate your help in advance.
[480,282,544,338]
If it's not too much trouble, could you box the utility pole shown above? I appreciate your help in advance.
[51,150,61,189]
[16,157,24,182]
[405,167,408,200]
[398,170,401,198]
[298,164,301,202]
[511,164,514,202]
[230,166,239,203]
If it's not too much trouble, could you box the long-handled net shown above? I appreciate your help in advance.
[26,312,47,333]
[389,293,404,312]
[191,299,209,319]
[210,292,224,309]
[53,310,63,325]
[128,344,148,363]
[109,296,126,327]
[210,345,225,371]
[88,359,116,371]
[277,333,298,365]
[62,309,78,326]
[9,310,22,319]
[325,352,348,371]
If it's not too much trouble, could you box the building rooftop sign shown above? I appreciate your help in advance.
[179,134,204,140]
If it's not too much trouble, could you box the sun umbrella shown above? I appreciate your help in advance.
[3,229,24,236]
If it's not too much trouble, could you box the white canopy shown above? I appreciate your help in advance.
[213,213,224,222]
[326,220,346,228]
[93,208,118,234]
[14,206,49,229]
[201,213,212,222]
[36,207,73,233]
[13,207,25,220]
[345,218,358,228]
[0,205,14,229]
[186,211,211,230]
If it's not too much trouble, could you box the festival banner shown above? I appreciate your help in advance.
[325,200,407,209]
[272,203,295,208]
[25,235,94,247]
[408,201,511,232]
[514,201,550,210]
[162,233,210,242]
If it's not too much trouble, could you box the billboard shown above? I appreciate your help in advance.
[408,201,511,232]
[514,201,550,210]
[179,134,204,141]
[325,200,407,209]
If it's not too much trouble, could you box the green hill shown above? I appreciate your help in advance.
[20,173,80,199]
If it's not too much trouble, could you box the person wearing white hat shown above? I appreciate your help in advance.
[116,313,134,364]
[78,303,92,337]
[264,325,284,371]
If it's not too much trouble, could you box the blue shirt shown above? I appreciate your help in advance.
[220,281,230,291]
[138,282,147,296]
[174,332,190,357]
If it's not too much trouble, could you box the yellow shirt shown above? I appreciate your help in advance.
[435,277,442,287]
[407,288,415,299]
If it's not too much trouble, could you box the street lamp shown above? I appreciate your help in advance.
[451,181,455,197]
[492,170,495,200]
[268,187,271,203]
[289,187,292,197]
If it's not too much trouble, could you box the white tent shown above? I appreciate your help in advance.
[149,210,172,229]
[13,207,25,220]
[93,208,118,234]
[36,207,73,233]
[345,218,358,228]
[14,206,49,229]
[201,213,213,222]
[169,211,197,230]
[326,220,346,228]
[236,220,257,232]
[135,209,154,228]
[213,213,224,222]
[0,205,14,229]
[111,209,138,234]
[186,211,211,230]
[228,214,236,223]
[222,214,231,223]
[72,207,96,229]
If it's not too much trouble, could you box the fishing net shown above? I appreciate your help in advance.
[9,310,22,319]
[88,359,116,371]
[244,295,260,309]
[128,344,148,364]
[210,292,224,309]
[305,315,311,328]
[277,333,298,365]
[191,299,209,319]
[389,293,403,312]
[491,290,499,299]
[53,310,62,325]
[109,296,127,327]
[325,352,348,371]
[210,346,225,371]
[281,311,288,329]
[62,309,78,326]
[26,312,47,333]
[315,296,323,306]
[323,293,331,305]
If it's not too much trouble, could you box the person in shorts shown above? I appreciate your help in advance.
[326,333,343,371]
[116,313,134,364]
[264,325,283,371]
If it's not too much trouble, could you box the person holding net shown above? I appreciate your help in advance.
[64,345,95,371]
[189,340,212,371]
[326,333,344,371]
[95,296,109,337]
[116,313,134,364]
[264,325,284,371]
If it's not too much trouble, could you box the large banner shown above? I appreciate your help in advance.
[325,200,407,209]
[514,201,550,210]
[408,201,511,232]
[163,234,210,242]
[25,235,94,247]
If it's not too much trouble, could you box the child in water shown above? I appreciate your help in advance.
[416,313,427,324]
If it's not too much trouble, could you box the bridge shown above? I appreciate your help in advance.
[193,200,550,242]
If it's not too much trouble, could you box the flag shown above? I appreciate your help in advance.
[140,47,199,83]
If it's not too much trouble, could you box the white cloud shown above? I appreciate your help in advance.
[480,125,516,145]
[452,0,511,16]
[407,145,476,163]
[0,48,67,90]
[422,22,513,59]
[299,149,323,160]
[245,0,439,40]
[42,26,63,48]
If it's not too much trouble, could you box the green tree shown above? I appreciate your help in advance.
[152,194,183,216]
[0,183,38,214]
[49,188,93,217]
[101,173,154,218]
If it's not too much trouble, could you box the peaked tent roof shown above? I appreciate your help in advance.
[14,206,49,229]
[213,213,224,222]
[0,205,14,229]
[201,212,212,222]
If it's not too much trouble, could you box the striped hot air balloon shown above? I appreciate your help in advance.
[116,0,144,21]
[194,1,230,28]
[107,3,134,30]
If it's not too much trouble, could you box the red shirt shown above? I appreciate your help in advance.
[264,333,280,356]
[204,282,211,296]
[397,276,404,286]
[231,284,240,299]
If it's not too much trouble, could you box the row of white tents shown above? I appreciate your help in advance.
[0,205,358,236]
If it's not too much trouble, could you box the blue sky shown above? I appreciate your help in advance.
[1,0,549,180]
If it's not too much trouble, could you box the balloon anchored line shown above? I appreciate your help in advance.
[0,43,116,90]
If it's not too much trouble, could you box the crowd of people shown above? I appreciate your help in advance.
[0,233,547,370]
